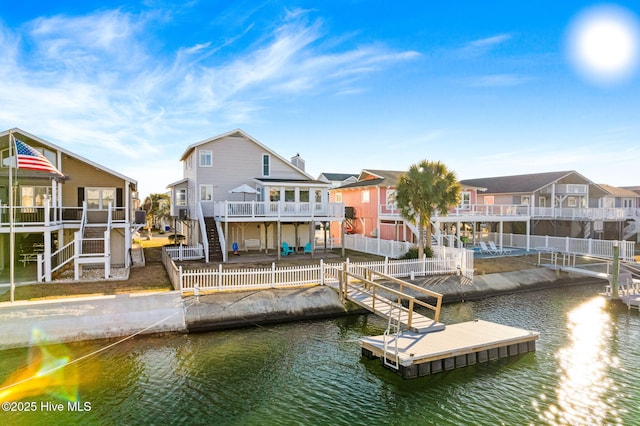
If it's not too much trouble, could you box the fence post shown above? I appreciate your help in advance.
[218,264,223,291]
[271,262,276,288]
[422,254,426,277]
[384,256,389,276]
[320,259,325,286]
[178,265,183,293]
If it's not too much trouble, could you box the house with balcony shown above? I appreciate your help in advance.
[459,170,640,241]
[329,169,498,247]
[0,128,142,283]
[166,129,344,262]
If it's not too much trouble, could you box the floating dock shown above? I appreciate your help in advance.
[335,264,540,379]
[361,319,539,379]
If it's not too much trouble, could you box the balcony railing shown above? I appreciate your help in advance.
[378,203,635,221]
[209,201,345,220]
[0,204,134,227]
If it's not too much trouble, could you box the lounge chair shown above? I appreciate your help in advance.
[489,241,513,255]
[303,242,312,254]
[281,242,295,256]
[479,241,497,255]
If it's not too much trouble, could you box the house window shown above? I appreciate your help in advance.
[199,184,213,201]
[176,189,187,206]
[386,190,396,206]
[199,150,212,167]
[300,189,310,202]
[362,190,370,203]
[285,188,295,202]
[20,186,51,212]
[460,191,471,208]
[86,188,115,209]
[270,187,280,202]
[521,196,530,205]
[539,197,546,208]
[568,196,577,207]
[262,154,270,176]
[335,192,343,203]
[314,189,322,203]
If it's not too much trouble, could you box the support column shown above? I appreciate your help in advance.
[277,221,281,260]
[341,220,346,257]
[44,230,52,282]
[526,220,531,252]
[499,221,504,251]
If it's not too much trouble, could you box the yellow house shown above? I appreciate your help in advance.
[0,128,143,283]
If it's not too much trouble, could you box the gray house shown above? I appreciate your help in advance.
[460,170,640,241]
[167,129,344,261]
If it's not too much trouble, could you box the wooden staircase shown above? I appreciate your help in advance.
[204,217,224,262]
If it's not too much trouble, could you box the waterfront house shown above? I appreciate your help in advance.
[0,128,142,283]
[167,129,344,262]
[459,171,640,241]
[329,169,492,246]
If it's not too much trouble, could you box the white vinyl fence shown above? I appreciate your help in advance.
[163,248,471,294]
[484,233,635,262]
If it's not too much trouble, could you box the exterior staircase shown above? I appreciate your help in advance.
[204,217,224,261]
[82,225,107,256]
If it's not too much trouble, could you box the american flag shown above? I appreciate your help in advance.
[14,139,64,177]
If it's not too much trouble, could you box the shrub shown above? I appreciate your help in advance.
[400,245,434,259]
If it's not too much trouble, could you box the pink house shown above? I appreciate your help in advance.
[329,169,484,244]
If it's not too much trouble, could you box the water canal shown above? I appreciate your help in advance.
[1,283,639,425]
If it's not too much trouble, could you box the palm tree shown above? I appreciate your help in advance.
[143,193,170,230]
[395,160,461,258]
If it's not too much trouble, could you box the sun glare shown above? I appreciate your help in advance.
[566,4,640,86]
[538,297,622,425]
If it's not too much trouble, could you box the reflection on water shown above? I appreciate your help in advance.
[537,297,624,426]
[1,284,640,425]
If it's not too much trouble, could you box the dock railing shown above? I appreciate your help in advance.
[337,263,443,327]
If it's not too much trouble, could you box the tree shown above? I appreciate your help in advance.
[394,160,461,258]
[143,193,170,230]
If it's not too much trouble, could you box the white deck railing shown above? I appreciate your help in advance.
[378,203,637,221]
[207,201,344,220]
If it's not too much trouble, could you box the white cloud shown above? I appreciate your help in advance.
[0,7,418,198]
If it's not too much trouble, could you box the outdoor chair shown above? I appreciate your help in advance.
[479,241,497,255]
[489,241,513,255]
[303,242,312,254]
[281,242,295,256]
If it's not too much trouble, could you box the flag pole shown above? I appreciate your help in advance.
[8,131,15,303]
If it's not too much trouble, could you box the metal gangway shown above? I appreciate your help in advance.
[336,263,445,333]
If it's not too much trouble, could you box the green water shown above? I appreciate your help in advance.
[1,283,639,425]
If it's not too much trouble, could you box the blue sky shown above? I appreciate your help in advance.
[1,1,639,198]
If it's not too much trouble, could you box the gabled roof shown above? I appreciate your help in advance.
[1,128,137,187]
[318,172,358,182]
[179,128,314,180]
[599,184,640,198]
[358,169,406,186]
[459,171,588,194]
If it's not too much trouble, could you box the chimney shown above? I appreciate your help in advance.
[291,153,305,171]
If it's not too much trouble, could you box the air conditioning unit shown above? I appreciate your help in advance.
[178,208,189,220]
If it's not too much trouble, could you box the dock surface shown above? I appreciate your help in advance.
[361,320,539,378]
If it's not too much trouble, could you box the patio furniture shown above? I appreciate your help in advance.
[303,242,312,254]
[479,241,497,255]
[489,241,513,255]
[281,242,294,256]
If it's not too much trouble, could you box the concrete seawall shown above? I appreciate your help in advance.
[0,292,186,350]
[0,268,607,350]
